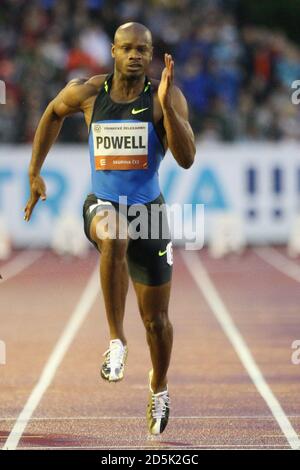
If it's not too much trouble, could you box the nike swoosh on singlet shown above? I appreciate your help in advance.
[131,107,149,114]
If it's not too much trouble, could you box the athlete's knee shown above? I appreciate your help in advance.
[144,311,172,335]
[101,237,128,260]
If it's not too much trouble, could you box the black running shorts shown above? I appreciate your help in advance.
[82,193,173,286]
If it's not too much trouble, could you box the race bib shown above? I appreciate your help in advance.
[92,122,148,170]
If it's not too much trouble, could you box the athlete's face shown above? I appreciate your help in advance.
[112,31,153,78]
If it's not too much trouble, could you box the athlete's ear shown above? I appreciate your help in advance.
[150,46,153,61]
[111,43,115,58]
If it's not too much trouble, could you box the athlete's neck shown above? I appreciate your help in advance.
[110,69,146,102]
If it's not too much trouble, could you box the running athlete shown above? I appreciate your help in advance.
[24,22,195,435]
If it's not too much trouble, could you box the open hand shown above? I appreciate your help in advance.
[158,53,174,109]
[24,175,47,221]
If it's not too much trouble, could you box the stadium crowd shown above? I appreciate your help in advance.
[1,0,300,143]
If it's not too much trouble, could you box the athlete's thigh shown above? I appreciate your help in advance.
[132,279,172,318]
[82,193,128,251]
[126,193,173,286]
[127,234,173,285]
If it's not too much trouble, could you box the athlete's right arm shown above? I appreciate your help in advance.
[24,78,91,221]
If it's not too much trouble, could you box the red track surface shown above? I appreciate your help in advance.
[0,247,299,449]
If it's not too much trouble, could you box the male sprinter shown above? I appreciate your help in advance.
[24,22,195,435]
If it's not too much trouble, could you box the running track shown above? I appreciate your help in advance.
[0,247,299,450]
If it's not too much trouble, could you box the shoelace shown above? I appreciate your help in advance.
[151,392,170,419]
[103,344,125,370]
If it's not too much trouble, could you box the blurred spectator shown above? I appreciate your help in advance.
[180,56,216,116]
[79,23,112,68]
[0,0,300,143]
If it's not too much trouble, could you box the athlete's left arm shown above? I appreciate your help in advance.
[158,54,196,169]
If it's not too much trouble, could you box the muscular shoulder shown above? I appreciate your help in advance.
[52,74,108,118]
[66,74,107,91]
[150,78,160,91]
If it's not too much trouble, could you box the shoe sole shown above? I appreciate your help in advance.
[100,370,125,382]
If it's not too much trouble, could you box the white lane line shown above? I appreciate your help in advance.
[0,251,43,284]
[254,247,300,283]
[2,265,99,450]
[1,415,300,421]
[181,251,300,450]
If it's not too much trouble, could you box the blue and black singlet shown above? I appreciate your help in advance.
[88,73,166,205]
